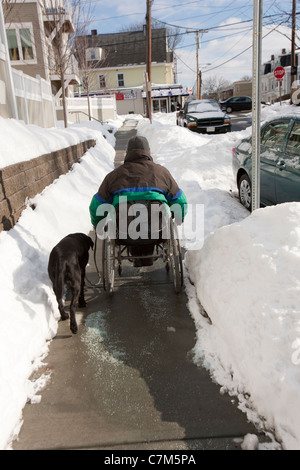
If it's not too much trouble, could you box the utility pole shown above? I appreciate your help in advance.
[146,0,152,119]
[291,0,297,91]
[186,29,208,99]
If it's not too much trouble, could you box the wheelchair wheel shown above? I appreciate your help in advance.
[169,218,183,293]
[102,237,115,294]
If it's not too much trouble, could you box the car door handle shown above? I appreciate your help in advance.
[276,160,286,170]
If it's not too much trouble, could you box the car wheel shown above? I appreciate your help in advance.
[226,106,233,113]
[238,174,251,211]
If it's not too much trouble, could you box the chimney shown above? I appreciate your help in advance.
[91,30,98,36]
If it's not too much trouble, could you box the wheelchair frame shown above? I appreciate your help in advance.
[102,217,183,295]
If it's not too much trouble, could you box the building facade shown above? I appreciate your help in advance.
[4,0,80,101]
[76,28,189,115]
[261,49,299,104]
[0,3,17,119]
[0,1,55,127]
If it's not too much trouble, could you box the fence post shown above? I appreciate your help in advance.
[37,75,46,128]
[20,71,29,124]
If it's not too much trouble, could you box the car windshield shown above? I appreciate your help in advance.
[187,102,220,113]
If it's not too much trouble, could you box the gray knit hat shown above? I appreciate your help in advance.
[126,136,150,153]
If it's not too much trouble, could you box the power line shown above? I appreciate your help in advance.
[79,12,295,50]
[176,14,293,79]
[202,18,291,74]
[152,11,295,31]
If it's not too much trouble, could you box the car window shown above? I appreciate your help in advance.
[286,122,300,157]
[188,102,219,113]
[261,121,289,149]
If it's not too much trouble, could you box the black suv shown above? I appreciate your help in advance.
[219,96,252,113]
[176,99,231,134]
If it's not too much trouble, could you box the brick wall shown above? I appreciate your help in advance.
[0,139,96,231]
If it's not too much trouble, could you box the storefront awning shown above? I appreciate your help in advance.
[141,86,190,98]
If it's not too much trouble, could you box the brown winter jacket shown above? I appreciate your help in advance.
[89,137,187,227]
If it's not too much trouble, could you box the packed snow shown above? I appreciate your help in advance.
[0,101,300,450]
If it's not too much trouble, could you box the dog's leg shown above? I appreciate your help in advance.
[51,262,69,321]
[57,298,69,321]
[78,267,86,308]
[69,293,79,334]
[69,268,81,334]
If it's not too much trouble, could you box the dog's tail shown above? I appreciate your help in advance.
[52,257,67,303]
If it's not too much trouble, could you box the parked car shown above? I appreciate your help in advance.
[232,116,300,210]
[219,96,252,113]
[177,99,231,134]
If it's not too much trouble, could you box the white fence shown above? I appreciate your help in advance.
[12,69,56,127]
[56,95,117,123]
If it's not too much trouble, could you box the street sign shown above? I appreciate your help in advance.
[274,66,285,81]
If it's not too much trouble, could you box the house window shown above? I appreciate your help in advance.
[99,74,106,89]
[6,24,35,63]
[117,73,125,87]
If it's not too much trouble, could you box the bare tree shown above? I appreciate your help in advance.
[42,0,92,127]
[73,2,97,119]
[75,35,104,119]
[202,76,231,100]
[240,75,252,81]
[1,0,25,21]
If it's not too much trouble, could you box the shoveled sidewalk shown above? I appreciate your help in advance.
[114,118,138,166]
[12,119,267,451]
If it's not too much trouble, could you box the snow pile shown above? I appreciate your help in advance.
[0,116,118,168]
[0,117,117,448]
[0,102,300,449]
[186,202,300,450]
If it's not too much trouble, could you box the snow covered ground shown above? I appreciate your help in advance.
[0,102,300,450]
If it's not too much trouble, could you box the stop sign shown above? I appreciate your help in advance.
[274,66,285,80]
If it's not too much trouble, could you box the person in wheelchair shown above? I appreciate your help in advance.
[89,136,187,266]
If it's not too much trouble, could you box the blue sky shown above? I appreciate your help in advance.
[85,0,296,89]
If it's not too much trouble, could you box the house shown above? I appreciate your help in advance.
[76,28,189,115]
[0,2,17,119]
[261,48,299,104]
[219,80,252,101]
[232,80,252,97]
[3,0,80,121]
[0,1,56,127]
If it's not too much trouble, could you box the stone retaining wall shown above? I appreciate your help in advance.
[0,139,96,231]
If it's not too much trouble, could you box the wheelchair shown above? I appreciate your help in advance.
[100,200,183,295]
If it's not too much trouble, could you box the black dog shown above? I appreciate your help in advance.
[48,233,94,334]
